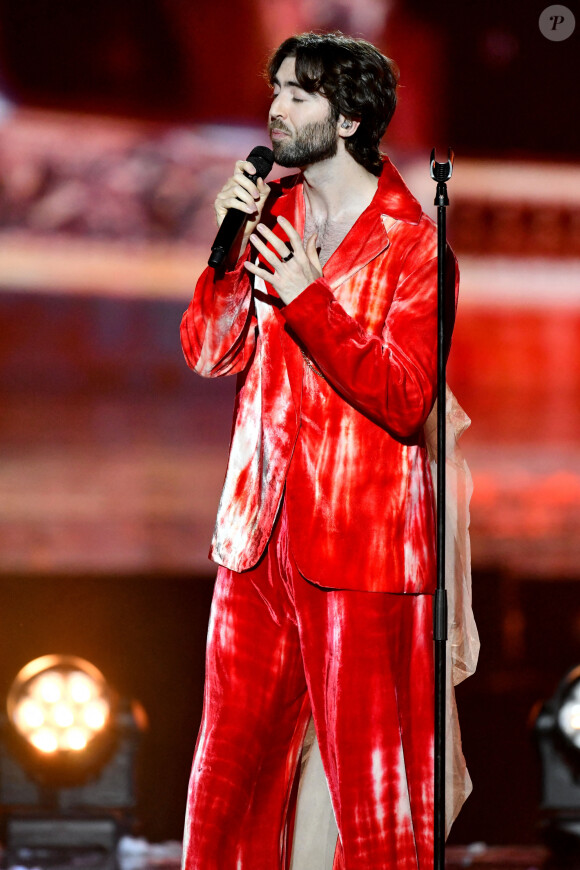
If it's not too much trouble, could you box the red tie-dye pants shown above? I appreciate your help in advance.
[182,498,434,870]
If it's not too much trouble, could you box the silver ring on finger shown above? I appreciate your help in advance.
[280,250,294,263]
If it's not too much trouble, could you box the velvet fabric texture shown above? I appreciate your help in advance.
[182,498,435,870]
[180,156,462,867]
[180,157,459,593]
[287,390,479,869]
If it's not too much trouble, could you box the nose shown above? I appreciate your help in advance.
[269,92,287,120]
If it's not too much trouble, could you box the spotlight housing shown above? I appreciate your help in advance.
[10,657,110,749]
[557,678,580,752]
[533,665,580,851]
[5,655,115,786]
[0,655,146,856]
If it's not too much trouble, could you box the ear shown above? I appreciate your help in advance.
[337,116,360,139]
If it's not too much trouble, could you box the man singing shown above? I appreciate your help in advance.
[180,31,459,870]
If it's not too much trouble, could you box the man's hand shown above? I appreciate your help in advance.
[214,160,271,263]
[244,215,323,305]
[215,160,271,230]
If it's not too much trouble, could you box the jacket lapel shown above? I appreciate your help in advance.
[323,208,391,291]
[255,157,423,405]
[266,177,307,408]
[269,157,422,292]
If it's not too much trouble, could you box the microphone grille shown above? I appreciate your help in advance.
[247,146,275,178]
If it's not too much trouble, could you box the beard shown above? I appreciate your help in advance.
[270,113,338,168]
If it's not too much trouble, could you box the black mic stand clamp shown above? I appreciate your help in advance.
[429,146,454,870]
[430,148,453,207]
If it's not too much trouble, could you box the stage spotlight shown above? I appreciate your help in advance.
[0,655,146,858]
[533,665,580,851]
[557,684,580,750]
[8,656,111,758]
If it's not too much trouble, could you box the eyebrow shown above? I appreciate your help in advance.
[271,76,303,89]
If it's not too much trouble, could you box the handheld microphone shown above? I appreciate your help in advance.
[208,146,275,268]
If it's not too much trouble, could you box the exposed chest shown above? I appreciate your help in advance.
[302,208,358,267]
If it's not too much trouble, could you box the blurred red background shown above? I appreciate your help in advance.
[0,0,578,847]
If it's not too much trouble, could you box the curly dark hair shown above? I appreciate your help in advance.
[267,32,399,176]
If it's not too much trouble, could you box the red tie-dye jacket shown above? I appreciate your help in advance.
[181,157,458,593]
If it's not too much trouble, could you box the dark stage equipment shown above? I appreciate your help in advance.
[0,655,146,859]
[533,665,580,852]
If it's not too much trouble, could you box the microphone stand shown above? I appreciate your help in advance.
[430,147,454,870]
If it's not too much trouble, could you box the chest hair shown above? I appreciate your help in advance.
[303,204,359,266]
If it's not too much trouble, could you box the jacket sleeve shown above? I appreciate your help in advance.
[281,243,458,439]
[180,244,257,377]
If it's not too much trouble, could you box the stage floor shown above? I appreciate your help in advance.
[1,841,575,870]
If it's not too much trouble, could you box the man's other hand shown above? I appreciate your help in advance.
[244,215,323,305]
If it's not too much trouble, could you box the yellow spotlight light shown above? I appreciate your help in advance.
[14,700,44,732]
[52,703,75,728]
[33,672,65,705]
[62,727,89,751]
[29,728,59,754]
[83,700,109,731]
[68,671,94,704]
[558,701,580,749]
[7,655,111,757]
